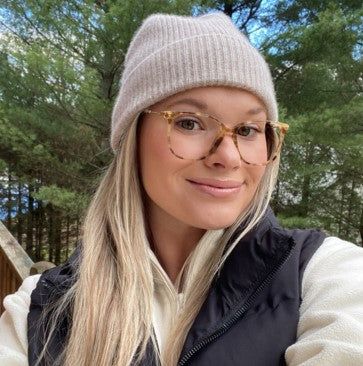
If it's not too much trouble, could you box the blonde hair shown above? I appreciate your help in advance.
[37,114,280,366]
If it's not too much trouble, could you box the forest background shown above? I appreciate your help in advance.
[0,0,362,265]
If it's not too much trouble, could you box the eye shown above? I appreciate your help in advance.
[175,117,203,131]
[236,124,260,137]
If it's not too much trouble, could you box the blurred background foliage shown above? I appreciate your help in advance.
[0,0,362,264]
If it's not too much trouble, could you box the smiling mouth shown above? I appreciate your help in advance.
[187,179,243,198]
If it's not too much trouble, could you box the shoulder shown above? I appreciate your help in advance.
[302,236,363,296]
[0,275,41,364]
[30,247,80,307]
[2,275,41,315]
[286,237,363,365]
[308,236,362,260]
[300,236,363,314]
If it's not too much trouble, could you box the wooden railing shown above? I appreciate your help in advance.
[0,220,34,314]
[0,221,56,314]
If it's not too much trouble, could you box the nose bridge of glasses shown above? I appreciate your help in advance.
[208,123,242,160]
[162,111,175,120]
[219,122,235,137]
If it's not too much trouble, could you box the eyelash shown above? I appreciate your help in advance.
[175,118,204,131]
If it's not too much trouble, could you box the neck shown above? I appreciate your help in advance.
[147,207,205,284]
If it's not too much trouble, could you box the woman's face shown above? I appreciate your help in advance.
[138,86,267,230]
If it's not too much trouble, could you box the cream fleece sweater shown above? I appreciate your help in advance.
[1,237,363,366]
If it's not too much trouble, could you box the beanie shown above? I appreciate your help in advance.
[111,12,278,153]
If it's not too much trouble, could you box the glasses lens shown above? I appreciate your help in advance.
[169,113,280,165]
[236,122,280,165]
[169,113,219,160]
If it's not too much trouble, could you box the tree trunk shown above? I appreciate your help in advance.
[17,181,23,245]
[26,185,34,257]
[66,215,70,260]
[76,215,80,244]
[35,199,44,261]
[344,179,355,238]
[54,211,62,265]
[271,179,280,214]
[300,143,313,216]
[100,44,114,101]
[6,170,12,230]
[47,204,54,263]
[338,180,346,237]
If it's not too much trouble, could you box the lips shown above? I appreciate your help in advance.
[187,178,243,198]
[187,178,242,188]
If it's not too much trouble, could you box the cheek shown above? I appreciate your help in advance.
[242,165,266,204]
[250,165,266,185]
[138,120,177,199]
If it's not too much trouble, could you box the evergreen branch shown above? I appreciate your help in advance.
[0,20,32,46]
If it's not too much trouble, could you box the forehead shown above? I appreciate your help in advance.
[151,86,267,119]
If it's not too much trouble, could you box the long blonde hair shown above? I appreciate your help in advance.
[38,114,280,366]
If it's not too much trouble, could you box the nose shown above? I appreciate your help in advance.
[203,134,241,170]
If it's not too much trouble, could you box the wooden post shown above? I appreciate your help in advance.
[0,220,34,313]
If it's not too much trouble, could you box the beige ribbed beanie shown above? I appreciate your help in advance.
[111,12,277,153]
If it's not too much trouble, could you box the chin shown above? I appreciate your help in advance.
[188,203,247,230]
[191,214,241,231]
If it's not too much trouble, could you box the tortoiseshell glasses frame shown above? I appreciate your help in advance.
[143,109,289,166]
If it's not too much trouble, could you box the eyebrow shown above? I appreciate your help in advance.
[166,98,208,110]
[246,106,266,115]
[166,98,267,116]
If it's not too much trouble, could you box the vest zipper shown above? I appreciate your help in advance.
[177,240,295,366]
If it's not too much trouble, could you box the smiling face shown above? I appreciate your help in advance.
[138,86,268,231]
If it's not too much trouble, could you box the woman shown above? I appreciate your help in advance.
[1,13,362,366]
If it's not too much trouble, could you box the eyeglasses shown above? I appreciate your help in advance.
[143,110,289,166]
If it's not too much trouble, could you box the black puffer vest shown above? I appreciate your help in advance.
[28,209,326,365]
